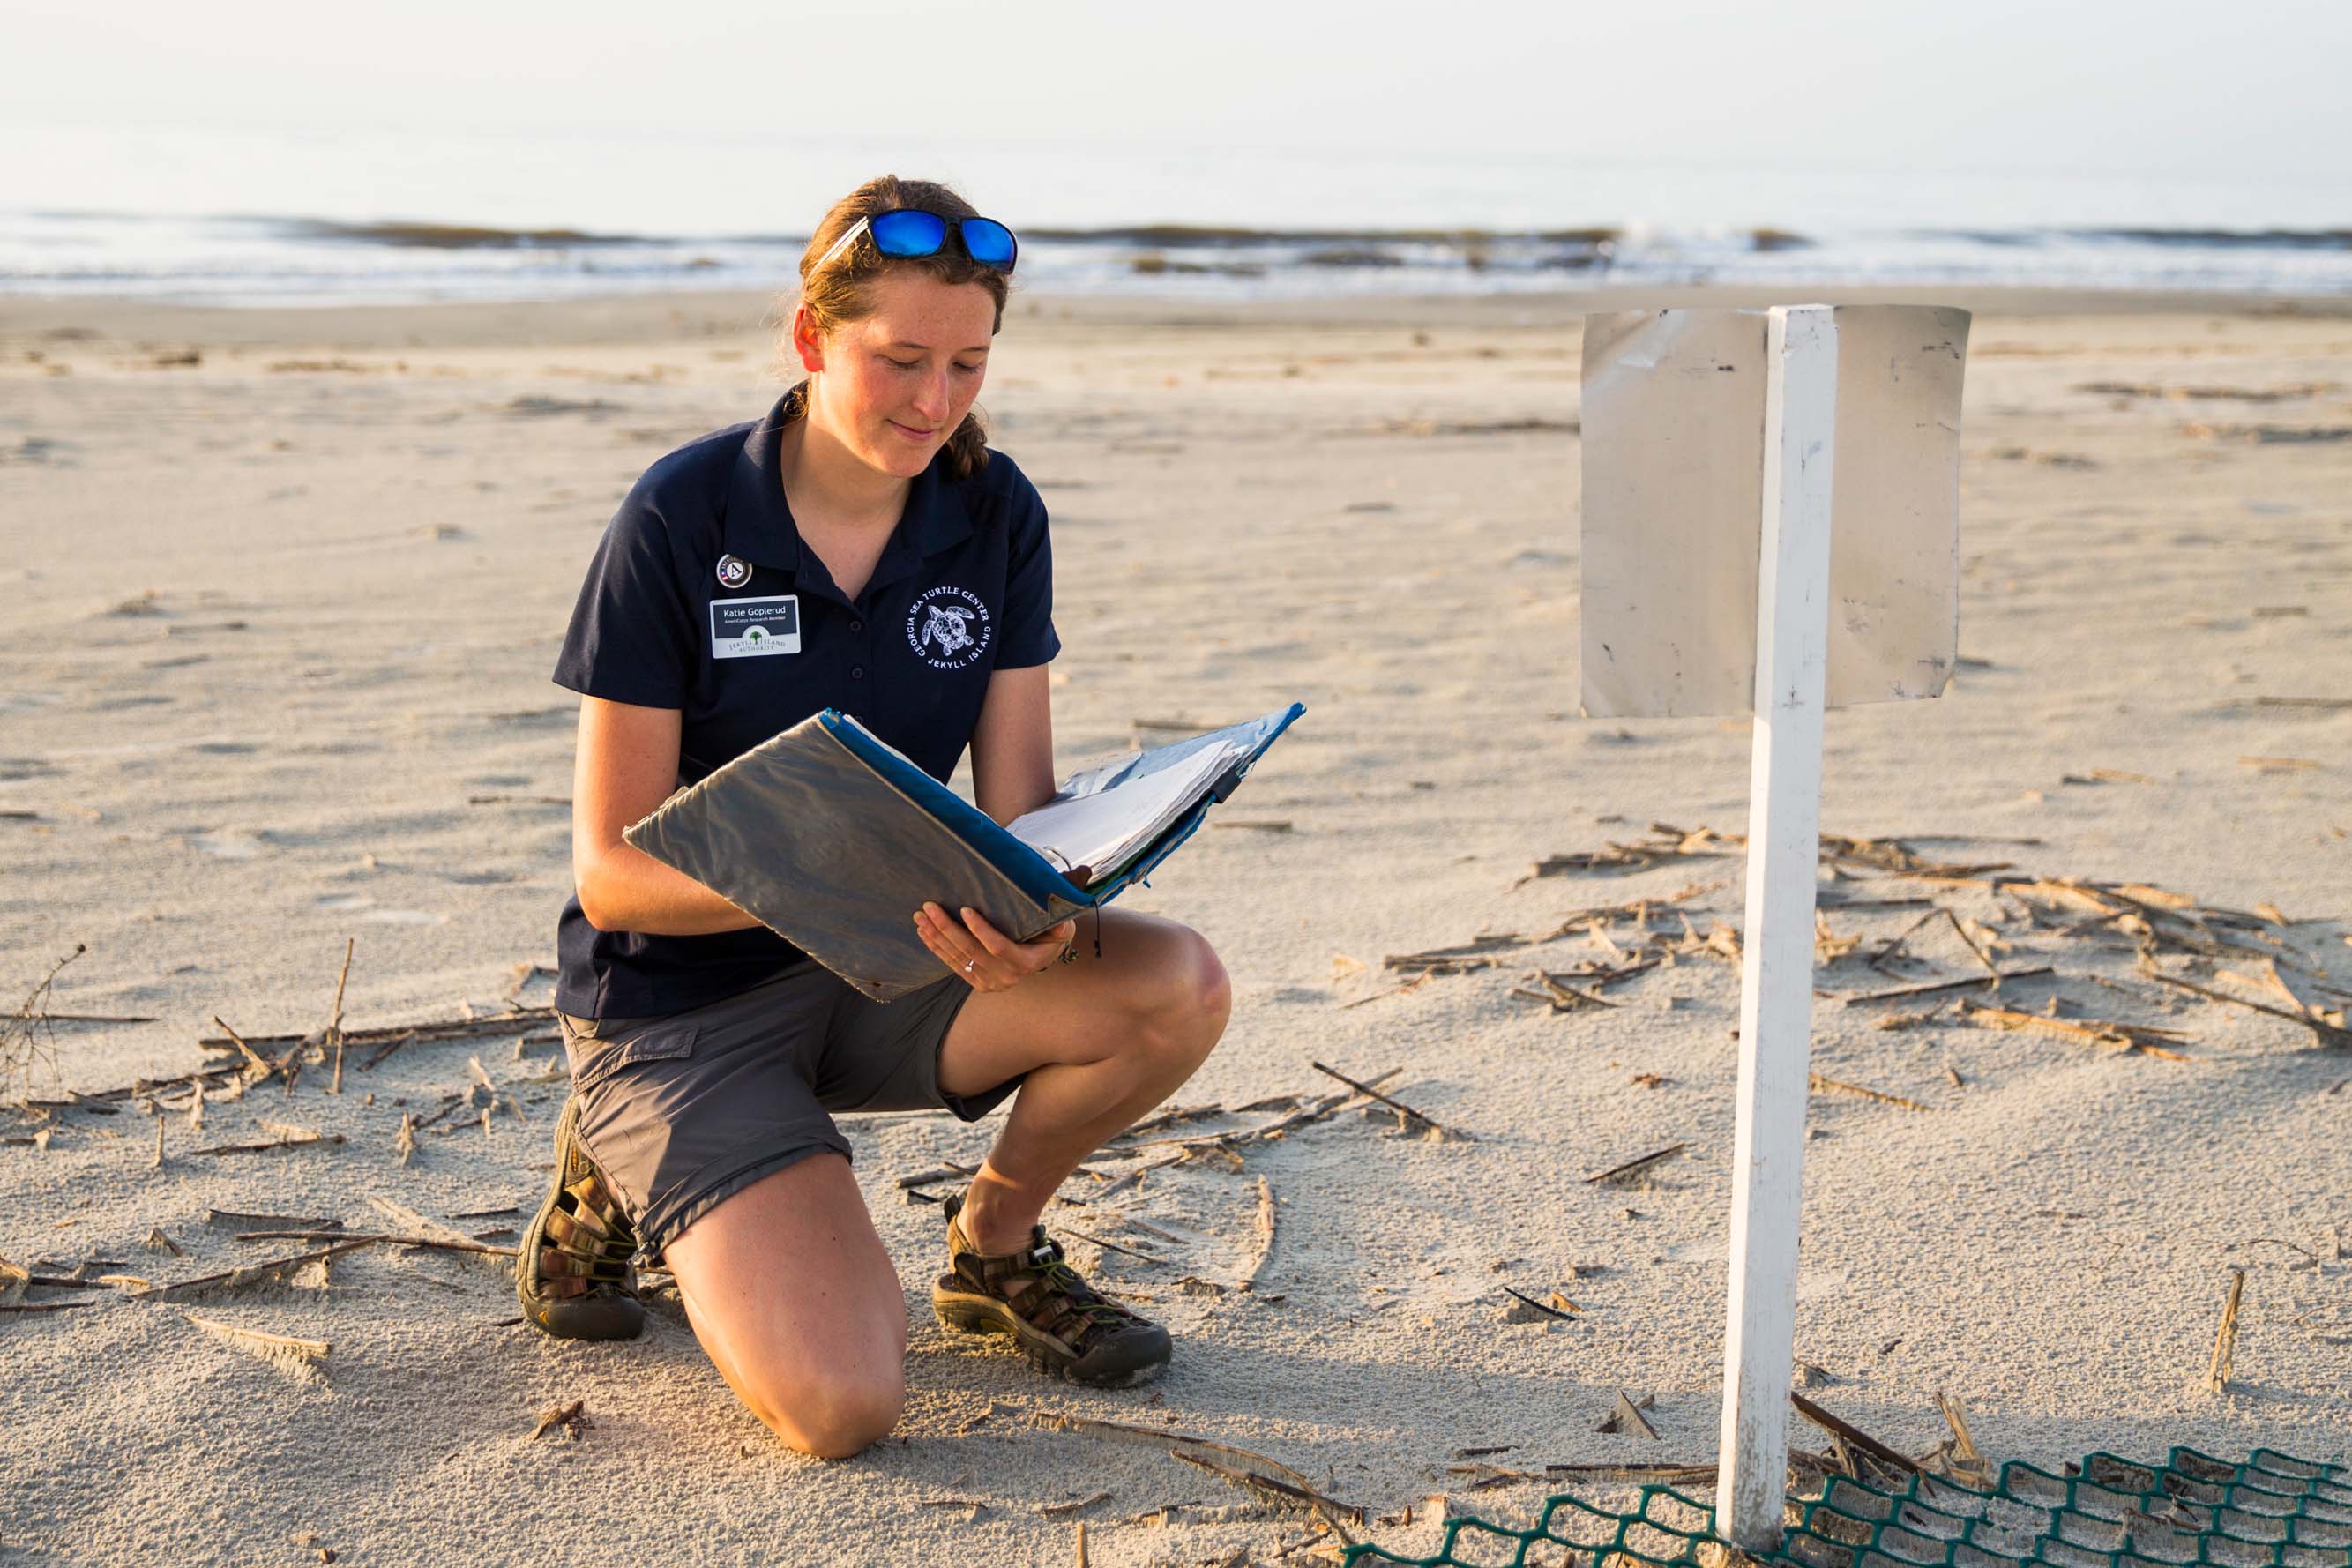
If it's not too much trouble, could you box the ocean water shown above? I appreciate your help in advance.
[5,122,2348,305]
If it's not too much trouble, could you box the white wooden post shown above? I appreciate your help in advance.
[1716,304,1839,1551]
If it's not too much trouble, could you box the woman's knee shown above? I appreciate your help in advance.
[747,1366,906,1460]
[1140,926,1231,1057]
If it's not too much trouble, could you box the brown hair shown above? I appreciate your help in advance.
[785,175,1010,480]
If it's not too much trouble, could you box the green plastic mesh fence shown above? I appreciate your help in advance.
[1341,1447,2352,1568]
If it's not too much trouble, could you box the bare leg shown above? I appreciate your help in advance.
[935,908,1231,1253]
[661,1152,907,1459]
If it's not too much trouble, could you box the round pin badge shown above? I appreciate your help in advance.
[714,555,752,590]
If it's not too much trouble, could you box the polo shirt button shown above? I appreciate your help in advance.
[851,665,866,680]
[849,619,864,633]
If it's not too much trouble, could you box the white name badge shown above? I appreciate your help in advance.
[711,594,802,659]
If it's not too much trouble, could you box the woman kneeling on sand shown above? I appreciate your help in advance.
[519,175,1231,1457]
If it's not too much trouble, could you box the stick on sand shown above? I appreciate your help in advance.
[1308,1061,1465,1138]
[326,937,355,1094]
[1789,1393,1919,1477]
[1585,1143,1686,1185]
[2207,1267,2246,1394]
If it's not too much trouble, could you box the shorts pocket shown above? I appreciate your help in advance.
[563,1018,702,1096]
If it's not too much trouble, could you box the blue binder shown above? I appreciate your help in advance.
[624,705,1303,1000]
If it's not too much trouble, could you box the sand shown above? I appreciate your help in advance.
[3,283,2351,1566]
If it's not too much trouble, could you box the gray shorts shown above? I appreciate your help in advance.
[554,962,1019,1259]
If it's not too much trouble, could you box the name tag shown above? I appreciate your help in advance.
[711,594,802,659]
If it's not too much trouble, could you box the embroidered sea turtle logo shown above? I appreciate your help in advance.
[920,603,975,658]
[905,586,992,671]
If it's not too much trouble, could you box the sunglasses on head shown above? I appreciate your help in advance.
[812,209,1019,275]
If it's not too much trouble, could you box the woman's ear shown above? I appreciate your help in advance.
[788,303,826,375]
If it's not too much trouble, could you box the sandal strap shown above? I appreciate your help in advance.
[536,1164,637,1296]
[953,1232,1154,1348]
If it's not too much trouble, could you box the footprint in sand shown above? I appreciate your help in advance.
[189,828,268,859]
[315,893,440,924]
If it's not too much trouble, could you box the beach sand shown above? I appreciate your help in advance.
[3,284,2350,1565]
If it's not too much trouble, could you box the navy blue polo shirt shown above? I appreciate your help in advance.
[551,394,1059,1018]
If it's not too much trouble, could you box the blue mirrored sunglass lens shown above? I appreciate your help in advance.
[870,211,947,256]
[960,219,1016,266]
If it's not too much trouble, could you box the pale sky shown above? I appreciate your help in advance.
[11,0,2349,202]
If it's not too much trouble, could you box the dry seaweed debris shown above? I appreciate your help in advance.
[4,944,87,1099]
[184,1310,330,1363]
[1035,1492,1110,1519]
[367,1197,517,1273]
[529,1399,589,1440]
[1819,833,2015,881]
[1384,882,1722,980]
[1516,824,1733,885]
[197,1005,557,1065]
[1116,1067,1405,1158]
[2142,967,2350,1049]
[1385,830,2348,1058]
[1512,964,1654,1016]
[1955,997,2191,1059]
[1809,1074,1932,1111]
[203,1209,344,1232]
[1789,1393,1920,1478]
[1596,1391,1660,1438]
[1842,968,2055,1005]
[1235,1176,1277,1292]
[1499,1286,1577,1324]
[1028,1407,1363,1543]
[233,1228,515,1258]
[1171,1448,1357,1529]
[187,1126,346,1158]
[1309,1061,1468,1139]
[1930,1392,1992,1488]
[2007,877,2311,970]
[142,1237,381,1301]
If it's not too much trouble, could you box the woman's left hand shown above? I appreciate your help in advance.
[915,902,1077,993]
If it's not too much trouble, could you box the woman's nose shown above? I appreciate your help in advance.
[911,370,952,423]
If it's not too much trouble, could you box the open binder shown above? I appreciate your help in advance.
[624,704,1304,1001]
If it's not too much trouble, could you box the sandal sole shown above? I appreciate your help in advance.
[518,1097,646,1343]
[932,1286,1169,1387]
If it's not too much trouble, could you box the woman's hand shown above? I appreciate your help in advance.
[915,903,1077,993]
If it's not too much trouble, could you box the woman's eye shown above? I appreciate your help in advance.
[954,361,984,375]
[884,356,919,370]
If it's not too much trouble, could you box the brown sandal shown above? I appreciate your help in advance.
[930,1189,1170,1386]
[518,1096,645,1341]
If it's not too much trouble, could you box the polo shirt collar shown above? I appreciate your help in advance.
[722,393,974,588]
[722,395,802,573]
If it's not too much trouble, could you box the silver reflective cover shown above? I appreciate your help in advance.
[1579,304,1969,718]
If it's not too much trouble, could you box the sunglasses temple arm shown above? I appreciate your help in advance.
[809,214,870,275]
